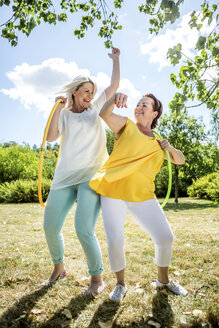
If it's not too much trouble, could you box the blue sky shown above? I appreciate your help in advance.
[0,0,216,147]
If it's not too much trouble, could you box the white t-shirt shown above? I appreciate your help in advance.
[51,91,108,190]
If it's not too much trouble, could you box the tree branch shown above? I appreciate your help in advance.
[149,4,162,16]
[186,83,218,109]
[0,14,15,28]
[0,2,23,28]
[99,0,109,21]
[209,22,219,36]
[180,51,196,66]
[180,51,216,81]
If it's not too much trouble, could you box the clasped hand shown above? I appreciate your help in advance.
[114,93,128,108]
[55,96,67,107]
[157,139,172,151]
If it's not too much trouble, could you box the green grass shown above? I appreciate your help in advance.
[0,198,218,328]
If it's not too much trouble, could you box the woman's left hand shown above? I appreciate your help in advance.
[157,139,172,151]
[115,93,128,108]
[108,47,120,60]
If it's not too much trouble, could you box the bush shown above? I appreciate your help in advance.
[0,145,39,182]
[0,179,52,203]
[0,144,57,183]
[187,172,219,202]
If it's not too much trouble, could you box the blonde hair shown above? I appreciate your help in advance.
[57,75,97,110]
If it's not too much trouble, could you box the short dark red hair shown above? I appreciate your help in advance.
[143,93,163,129]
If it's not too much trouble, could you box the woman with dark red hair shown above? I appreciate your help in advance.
[90,92,188,301]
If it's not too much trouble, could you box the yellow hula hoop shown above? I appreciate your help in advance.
[38,99,64,207]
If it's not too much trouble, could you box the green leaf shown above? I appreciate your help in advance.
[197,24,203,30]
[196,36,206,50]
[1,0,10,5]
[170,73,177,84]
[212,46,219,57]
[167,43,182,65]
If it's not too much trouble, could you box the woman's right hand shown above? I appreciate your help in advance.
[114,93,128,108]
[55,96,67,108]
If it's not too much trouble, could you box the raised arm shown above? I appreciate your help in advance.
[100,93,128,135]
[46,96,66,142]
[157,139,185,165]
[104,47,120,100]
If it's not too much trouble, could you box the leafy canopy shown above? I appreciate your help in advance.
[167,2,219,113]
[1,1,218,121]
[0,0,124,48]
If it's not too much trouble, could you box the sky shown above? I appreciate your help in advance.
[0,0,216,147]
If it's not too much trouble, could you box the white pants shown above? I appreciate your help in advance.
[101,196,174,272]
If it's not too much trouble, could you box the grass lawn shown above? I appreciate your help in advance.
[0,198,218,328]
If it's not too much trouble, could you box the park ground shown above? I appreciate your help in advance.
[0,198,218,328]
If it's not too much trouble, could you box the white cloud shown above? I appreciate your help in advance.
[1,58,141,117]
[118,12,128,24]
[140,12,216,70]
[120,78,141,98]
[117,78,142,119]
[1,58,89,115]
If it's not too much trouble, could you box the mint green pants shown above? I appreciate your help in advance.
[43,181,103,276]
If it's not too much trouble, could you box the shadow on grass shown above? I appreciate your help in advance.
[149,291,174,327]
[0,284,94,328]
[86,290,174,328]
[0,285,49,328]
[40,293,94,328]
[87,299,120,327]
[162,200,218,212]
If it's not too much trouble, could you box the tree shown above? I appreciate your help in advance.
[0,0,189,47]
[0,0,123,48]
[1,1,218,114]
[158,110,219,203]
[167,2,218,132]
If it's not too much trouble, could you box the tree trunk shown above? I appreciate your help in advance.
[174,165,179,204]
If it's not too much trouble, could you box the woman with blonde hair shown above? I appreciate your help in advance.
[43,48,120,295]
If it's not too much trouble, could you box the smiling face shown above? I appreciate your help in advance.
[72,82,94,110]
[134,96,158,123]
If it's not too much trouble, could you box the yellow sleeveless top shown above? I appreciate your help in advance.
[89,118,164,202]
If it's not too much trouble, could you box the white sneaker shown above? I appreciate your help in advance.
[156,279,188,296]
[109,284,127,302]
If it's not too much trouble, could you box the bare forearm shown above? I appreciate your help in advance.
[105,57,120,100]
[100,96,115,120]
[111,57,120,90]
[100,93,127,134]
[47,106,62,142]
[168,146,185,165]
[158,139,185,165]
